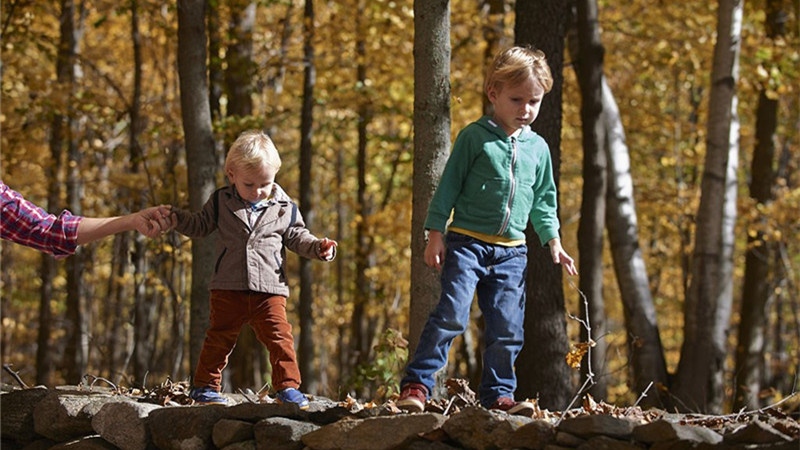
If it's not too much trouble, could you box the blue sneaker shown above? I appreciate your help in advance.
[190,386,228,405]
[275,387,309,409]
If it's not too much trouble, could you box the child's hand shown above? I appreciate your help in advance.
[136,205,175,238]
[424,230,445,270]
[319,238,337,261]
[549,238,578,276]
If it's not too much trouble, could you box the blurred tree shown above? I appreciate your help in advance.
[674,0,743,413]
[297,0,319,394]
[129,0,158,387]
[350,0,376,392]
[224,0,265,393]
[733,0,785,411]
[61,0,88,385]
[601,77,670,408]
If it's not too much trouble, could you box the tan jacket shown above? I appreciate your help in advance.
[173,184,331,297]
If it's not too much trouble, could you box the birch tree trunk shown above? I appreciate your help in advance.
[177,0,218,378]
[602,79,670,408]
[674,0,742,413]
[733,0,784,410]
[513,0,573,410]
[409,0,450,355]
[573,0,608,399]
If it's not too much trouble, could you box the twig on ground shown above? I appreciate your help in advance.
[630,381,654,411]
[83,374,118,391]
[3,364,28,388]
[557,278,597,427]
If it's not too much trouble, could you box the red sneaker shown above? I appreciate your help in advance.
[489,397,534,417]
[397,382,428,413]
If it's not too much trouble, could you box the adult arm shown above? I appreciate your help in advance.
[76,206,174,244]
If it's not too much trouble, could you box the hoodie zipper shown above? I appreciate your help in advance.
[498,137,517,235]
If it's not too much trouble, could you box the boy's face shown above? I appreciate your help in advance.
[227,162,277,204]
[487,76,545,136]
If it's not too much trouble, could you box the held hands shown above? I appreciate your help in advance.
[135,205,176,238]
[319,237,337,261]
[424,230,445,270]
[549,238,578,276]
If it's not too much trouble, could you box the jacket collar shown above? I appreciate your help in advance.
[477,115,535,142]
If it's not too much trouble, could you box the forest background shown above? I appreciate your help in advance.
[1,0,798,416]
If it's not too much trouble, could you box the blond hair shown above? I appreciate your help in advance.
[225,130,282,173]
[484,46,553,96]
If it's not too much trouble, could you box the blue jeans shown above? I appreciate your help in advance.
[403,232,528,407]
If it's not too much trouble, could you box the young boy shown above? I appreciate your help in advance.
[397,46,577,416]
[172,130,337,407]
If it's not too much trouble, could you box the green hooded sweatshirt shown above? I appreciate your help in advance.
[424,116,560,246]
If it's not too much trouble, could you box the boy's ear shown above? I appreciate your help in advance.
[486,87,498,103]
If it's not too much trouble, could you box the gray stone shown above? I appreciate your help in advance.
[555,430,586,447]
[633,420,723,445]
[148,404,227,450]
[441,407,524,450]
[512,420,556,449]
[48,435,118,449]
[254,417,319,450]
[18,438,57,450]
[302,412,446,450]
[221,441,257,450]
[32,389,114,442]
[544,445,576,450]
[92,400,161,450]
[1,386,50,444]
[557,415,637,439]
[649,442,719,450]
[223,402,306,422]
[213,419,255,448]
[723,420,793,444]
[577,435,644,449]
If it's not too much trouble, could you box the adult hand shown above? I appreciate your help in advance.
[136,205,176,238]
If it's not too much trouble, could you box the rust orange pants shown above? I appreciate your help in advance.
[193,290,301,392]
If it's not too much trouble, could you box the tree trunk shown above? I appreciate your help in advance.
[481,0,506,116]
[224,0,255,118]
[129,0,155,387]
[674,0,742,414]
[602,79,670,407]
[61,0,87,385]
[350,1,376,388]
[207,1,222,121]
[297,0,318,394]
[37,0,75,383]
[513,0,573,410]
[572,0,608,400]
[410,0,450,357]
[733,0,783,411]
[177,0,218,380]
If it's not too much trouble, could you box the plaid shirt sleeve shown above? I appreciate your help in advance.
[0,181,82,258]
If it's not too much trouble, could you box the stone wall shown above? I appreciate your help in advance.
[1,386,797,450]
